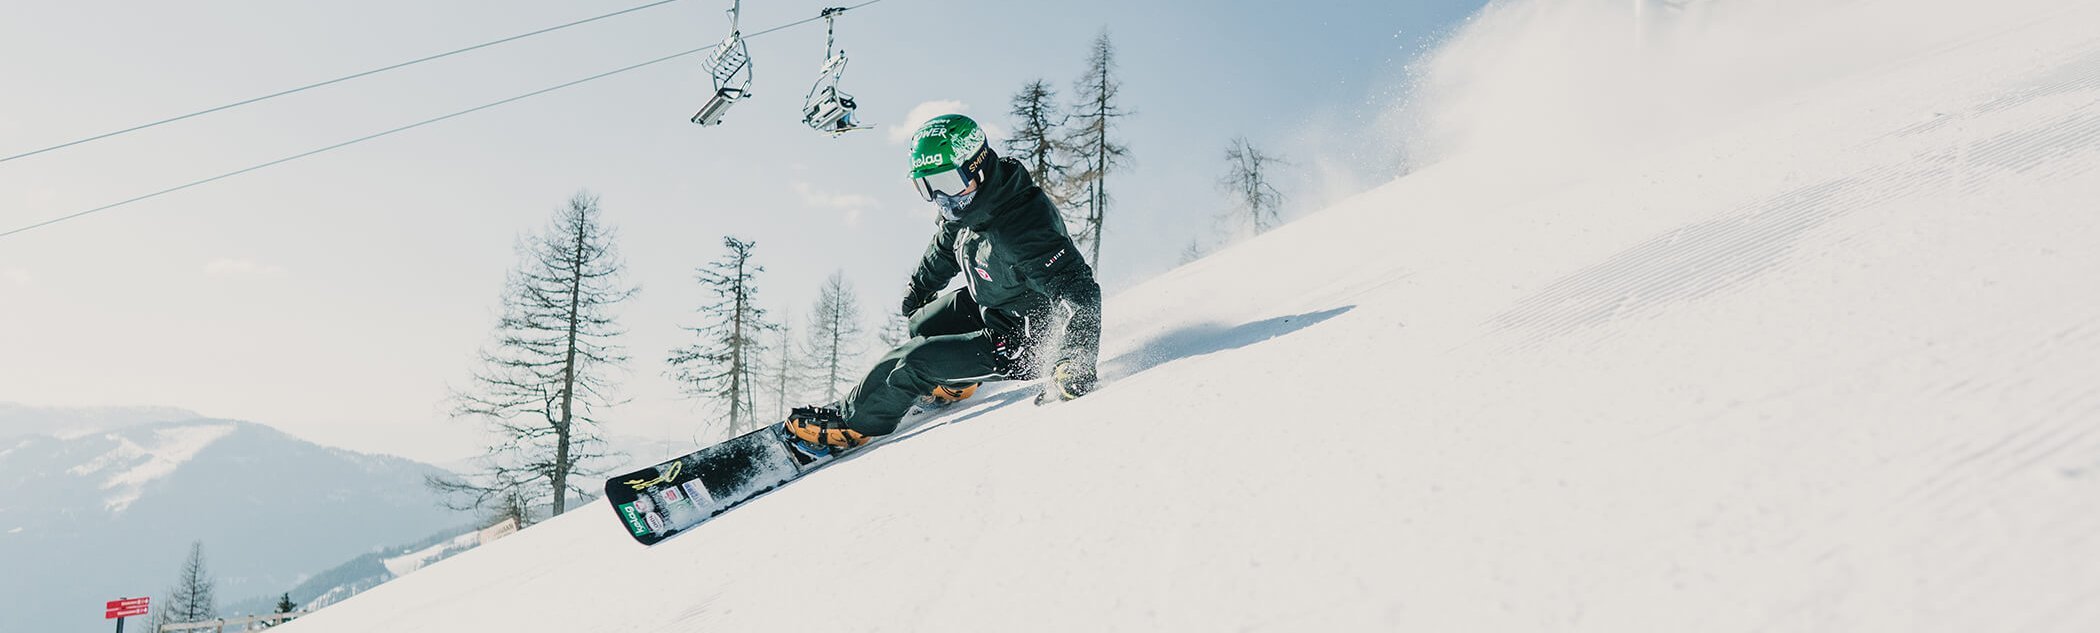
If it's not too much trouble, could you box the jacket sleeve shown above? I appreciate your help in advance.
[1012,208,1103,367]
[907,222,963,299]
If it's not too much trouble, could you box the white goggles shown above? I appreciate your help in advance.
[911,167,972,201]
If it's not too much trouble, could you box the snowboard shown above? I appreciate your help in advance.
[603,389,1020,545]
[604,421,835,546]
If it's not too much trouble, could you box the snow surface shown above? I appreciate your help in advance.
[65,422,236,512]
[280,0,2100,630]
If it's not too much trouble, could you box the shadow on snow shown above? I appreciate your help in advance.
[1101,305,1356,382]
[885,305,1354,442]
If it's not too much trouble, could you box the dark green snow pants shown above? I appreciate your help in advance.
[841,288,1025,435]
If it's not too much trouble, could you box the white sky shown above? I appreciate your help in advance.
[0,0,1481,463]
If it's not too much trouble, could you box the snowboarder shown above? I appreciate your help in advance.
[784,114,1102,451]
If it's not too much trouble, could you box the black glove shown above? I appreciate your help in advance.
[901,285,939,317]
[1045,358,1097,402]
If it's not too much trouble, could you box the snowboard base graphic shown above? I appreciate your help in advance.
[603,421,835,546]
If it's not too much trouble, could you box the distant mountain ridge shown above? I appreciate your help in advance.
[221,523,485,618]
[0,409,477,633]
[0,402,203,438]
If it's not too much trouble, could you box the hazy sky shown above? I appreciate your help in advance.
[0,0,1484,463]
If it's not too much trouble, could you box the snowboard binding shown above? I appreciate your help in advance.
[783,405,867,459]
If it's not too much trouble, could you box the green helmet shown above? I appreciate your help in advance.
[908,114,991,182]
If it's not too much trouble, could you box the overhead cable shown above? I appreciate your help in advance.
[0,0,681,165]
[0,0,887,241]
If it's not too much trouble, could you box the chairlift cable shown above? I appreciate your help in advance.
[0,0,889,241]
[0,0,682,165]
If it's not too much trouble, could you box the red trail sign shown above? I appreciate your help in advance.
[105,597,150,619]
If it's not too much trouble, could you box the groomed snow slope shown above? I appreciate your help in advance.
[281,1,2100,630]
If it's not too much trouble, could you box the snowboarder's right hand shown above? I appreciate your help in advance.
[901,285,938,317]
[1049,359,1097,401]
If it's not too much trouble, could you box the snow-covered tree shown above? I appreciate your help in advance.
[801,271,866,401]
[437,191,635,517]
[668,236,776,438]
[1220,136,1286,233]
[1006,79,1076,209]
[1063,28,1134,269]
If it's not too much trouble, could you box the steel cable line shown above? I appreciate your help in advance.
[0,0,681,165]
[0,0,886,241]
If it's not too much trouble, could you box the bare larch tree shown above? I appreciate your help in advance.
[154,540,217,628]
[668,236,775,438]
[802,271,866,401]
[1180,238,1212,265]
[764,318,802,420]
[1063,28,1133,269]
[1221,136,1287,233]
[1005,78,1076,209]
[437,191,636,517]
[486,484,533,529]
[874,312,910,351]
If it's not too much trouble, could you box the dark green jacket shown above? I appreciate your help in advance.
[907,157,1102,367]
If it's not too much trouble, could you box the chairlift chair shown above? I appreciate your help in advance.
[801,8,871,135]
[692,1,754,126]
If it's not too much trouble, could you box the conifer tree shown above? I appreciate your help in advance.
[668,236,775,438]
[263,593,298,627]
[801,271,865,401]
[1063,28,1133,269]
[436,191,635,517]
[1005,79,1075,208]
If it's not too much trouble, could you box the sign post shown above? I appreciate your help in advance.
[106,597,150,633]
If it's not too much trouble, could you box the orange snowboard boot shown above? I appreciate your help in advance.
[929,383,978,405]
[783,405,868,454]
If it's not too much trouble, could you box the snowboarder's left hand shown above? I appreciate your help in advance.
[901,285,939,317]
[1049,359,1097,401]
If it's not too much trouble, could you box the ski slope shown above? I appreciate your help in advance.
[280,0,2100,630]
